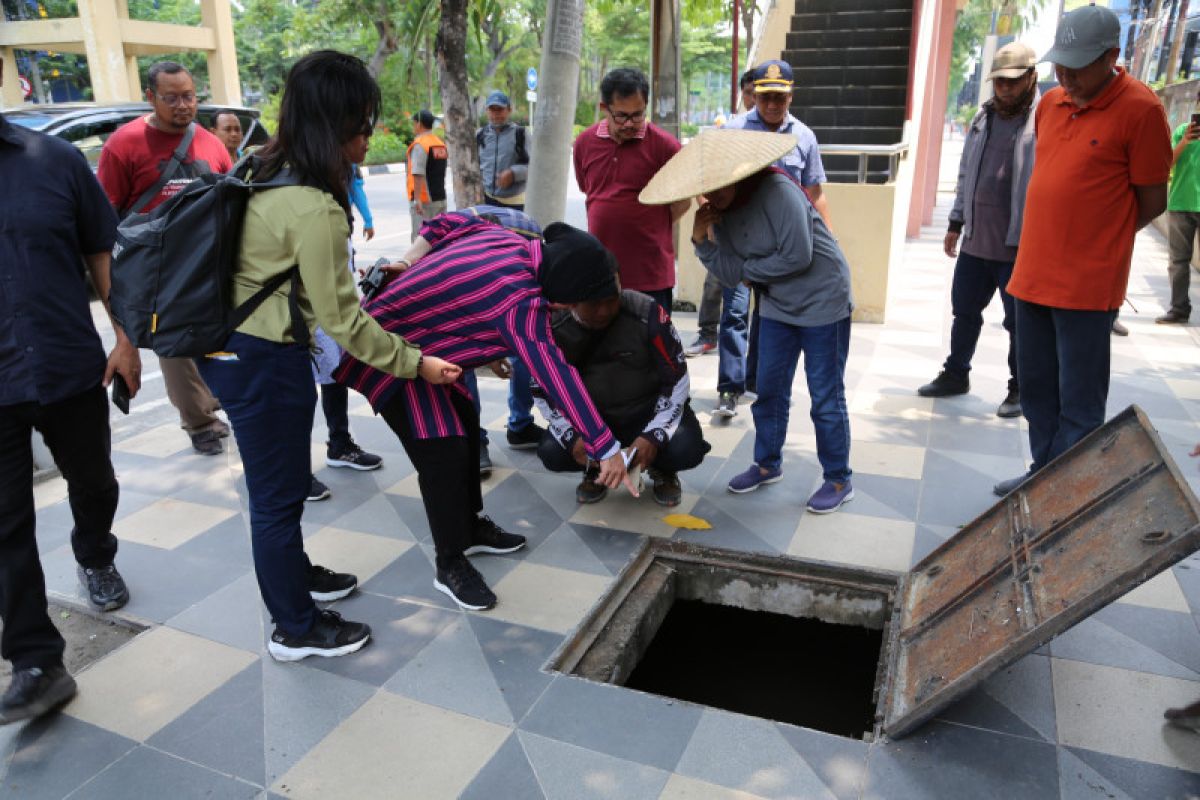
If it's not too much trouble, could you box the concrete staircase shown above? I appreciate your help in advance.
[784,0,913,183]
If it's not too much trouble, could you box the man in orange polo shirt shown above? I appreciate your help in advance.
[994,4,1171,496]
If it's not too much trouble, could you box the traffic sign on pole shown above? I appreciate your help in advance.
[526,67,538,91]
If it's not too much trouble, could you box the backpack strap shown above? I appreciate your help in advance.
[224,266,310,349]
[476,127,487,149]
[124,122,196,218]
[514,126,529,165]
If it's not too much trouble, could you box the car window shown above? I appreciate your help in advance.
[57,117,130,166]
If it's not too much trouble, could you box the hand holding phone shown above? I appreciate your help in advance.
[111,374,131,415]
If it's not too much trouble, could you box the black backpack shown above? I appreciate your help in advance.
[476,125,529,165]
[110,157,309,358]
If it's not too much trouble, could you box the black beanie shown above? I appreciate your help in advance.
[537,223,619,303]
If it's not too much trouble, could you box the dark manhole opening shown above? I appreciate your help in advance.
[625,599,883,737]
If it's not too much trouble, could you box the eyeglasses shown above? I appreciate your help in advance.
[608,109,646,126]
[156,92,197,107]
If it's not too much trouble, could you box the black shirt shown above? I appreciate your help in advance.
[0,113,118,406]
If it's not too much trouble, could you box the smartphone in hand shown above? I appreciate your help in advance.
[111,374,131,415]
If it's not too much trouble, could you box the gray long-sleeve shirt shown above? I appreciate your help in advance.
[477,123,530,200]
[694,172,853,327]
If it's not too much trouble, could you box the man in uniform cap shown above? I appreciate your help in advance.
[918,41,1039,419]
[995,4,1171,496]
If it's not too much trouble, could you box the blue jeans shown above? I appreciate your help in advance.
[717,284,751,394]
[946,251,1018,389]
[197,333,317,638]
[1015,299,1115,473]
[752,316,852,482]
[463,358,535,446]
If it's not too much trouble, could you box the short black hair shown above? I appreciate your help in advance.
[413,109,435,128]
[146,61,190,92]
[211,108,241,127]
[600,68,649,105]
[740,69,755,89]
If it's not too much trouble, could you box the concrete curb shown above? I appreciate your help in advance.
[362,162,406,177]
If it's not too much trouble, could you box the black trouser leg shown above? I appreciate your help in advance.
[649,405,711,474]
[380,391,482,567]
[320,382,352,450]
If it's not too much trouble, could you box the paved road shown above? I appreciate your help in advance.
[96,169,591,447]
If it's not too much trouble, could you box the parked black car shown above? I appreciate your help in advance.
[3,102,269,167]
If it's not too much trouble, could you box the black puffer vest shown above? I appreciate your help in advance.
[551,290,660,443]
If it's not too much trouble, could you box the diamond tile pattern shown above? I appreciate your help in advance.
[5,154,1199,798]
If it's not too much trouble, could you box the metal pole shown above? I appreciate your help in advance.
[731,0,740,114]
[524,0,585,226]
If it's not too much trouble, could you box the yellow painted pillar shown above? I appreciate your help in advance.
[1,48,24,109]
[199,0,241,105]
[77,0,134,102]
[114,0,144,100]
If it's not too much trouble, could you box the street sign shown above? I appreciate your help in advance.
[526,90,537,104]
[19,76,32,99]
[526,67,538,91]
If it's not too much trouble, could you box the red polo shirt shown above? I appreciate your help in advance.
[573,120,681,292]
[1007,69,1171,311]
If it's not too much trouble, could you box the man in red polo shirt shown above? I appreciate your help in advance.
[573,68,690,312]
[994,5,1171,496]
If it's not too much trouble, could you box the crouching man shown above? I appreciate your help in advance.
[536,281,710,506]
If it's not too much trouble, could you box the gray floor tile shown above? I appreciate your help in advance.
[775,723,871,800]
[916,480,997,528]
[483,473,567,554]
[1049,617,1200,681]
[299,593,457,687]
[677,497,787,555]
[1174,559,1200,617]
[519,731,670,800]
[385,495,434,543]
[862,722,1060,800]
[469,615,562,723]
[173,513,252,564]
[524,524,613,577]
[927,419,1025,458]
[1093,603,1200,676]
[360,545,458,610]
[520,676,702,771]
[328,492,417,540]
[1,716,135,800]
[910,524,957,566]
[261,661,375,785]
[844,473,920,522]
[460,732,546,800]
[569,524,645,576]
[167,573,267,654]
[675,709,838,799]
[522,469,599,523]
[34,521,73,557]
[384,617,514,725]
[67,745,259,799]
[41,541,248,625]
[1057,747,1137,800]
[1062,745,1200,799]
[147,661,265,785]
[701,488,812,549]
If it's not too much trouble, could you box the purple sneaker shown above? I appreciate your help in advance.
[806,480,854,514]
[727,464,783,494]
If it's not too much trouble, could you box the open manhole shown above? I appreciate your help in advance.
[548,406,1200,740]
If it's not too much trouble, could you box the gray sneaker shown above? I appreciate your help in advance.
[993,472,1031,497]
[714,392,738,418]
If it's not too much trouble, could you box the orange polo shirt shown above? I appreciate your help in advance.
[1007,69,1171,311]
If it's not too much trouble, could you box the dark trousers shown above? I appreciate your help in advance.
[746,289,761,394]
[1167,210,1198,317]
[0,385,119,670]
[1015,299,1116,473]
[380,390,482,569]
[197,333,317,638]
[643,288,674,316]
[537,404,710,475]
[945,251,1018,390]
[320,382,351,450]
[696,272,723,342]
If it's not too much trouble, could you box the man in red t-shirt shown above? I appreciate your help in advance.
[97,62,233,456]
[573,68,690,312]
[994,6,1171,496]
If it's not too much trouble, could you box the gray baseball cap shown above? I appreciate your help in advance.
[1042,4,1121,70]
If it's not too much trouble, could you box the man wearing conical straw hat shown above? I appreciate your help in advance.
[641,130,855,513]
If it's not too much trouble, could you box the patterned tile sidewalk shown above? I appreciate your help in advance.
[3,188,1200,798]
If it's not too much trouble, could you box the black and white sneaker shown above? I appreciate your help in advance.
[464,516,526,556]
[268,609,371,662]
[306,476,331,502]
[77,564,129,612]
[505,422,545,450]
[0,666,77,726]
[308,565,358,602]
[434,556,497,610]
[326,440,383,471]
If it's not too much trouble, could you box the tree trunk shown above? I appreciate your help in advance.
[368,12,400,79]
[436,0,485,207]
[741,2,757,66]
[1126,0,1143,69]
[1168,0,1191,82]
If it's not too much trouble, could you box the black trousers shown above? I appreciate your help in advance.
[380,390,482,569]
[537,404,710,475]
[0,385,119,670]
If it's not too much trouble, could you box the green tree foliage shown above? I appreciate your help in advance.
[948,0,1048,113]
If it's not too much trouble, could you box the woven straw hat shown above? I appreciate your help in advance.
[639,129,797,205]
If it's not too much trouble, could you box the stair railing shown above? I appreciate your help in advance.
[818,142,910,183]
